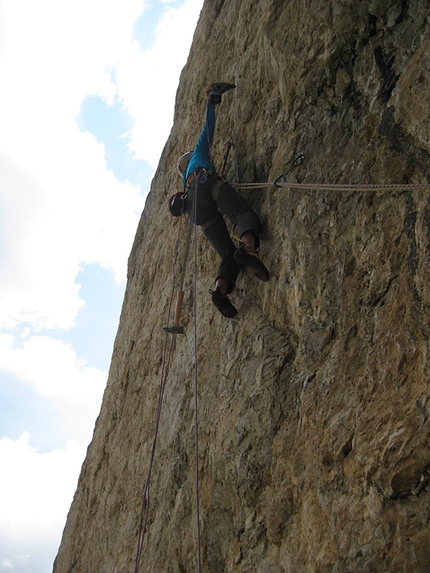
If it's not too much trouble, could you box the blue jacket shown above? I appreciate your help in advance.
[182,102,216,186]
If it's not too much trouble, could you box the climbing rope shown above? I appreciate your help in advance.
[233,178,430,192]
[134,178,203,573]
[133,214,185,572]
[226,151,429,191]
[273,178,430,191]
[192,177,202,573]
[133,332,175,573]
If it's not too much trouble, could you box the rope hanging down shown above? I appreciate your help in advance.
[133,213,186,573]
[134,180,202,573]
[192,178,202,573]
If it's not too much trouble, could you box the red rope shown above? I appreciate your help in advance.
[192,176,202,573]
[133,179,203,573]
[133,215,184,573]
[133,335,175,572]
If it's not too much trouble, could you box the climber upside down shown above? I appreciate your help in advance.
[169,83,269,318]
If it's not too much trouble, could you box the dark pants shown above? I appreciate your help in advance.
[186,172,261,293]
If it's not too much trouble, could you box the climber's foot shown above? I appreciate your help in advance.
[210,83,236,94]
[206,83,236,103]
[210,288,237,318]
[234,246,269,282]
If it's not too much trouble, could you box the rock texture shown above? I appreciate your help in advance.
[54,1,430,572]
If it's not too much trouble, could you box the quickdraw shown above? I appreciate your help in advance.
[273,152,305,188]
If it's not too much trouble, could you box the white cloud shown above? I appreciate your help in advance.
[116,0,203,168]
[0,433,84,530]
[0,1,142,175]
[0,1,147,330]
[0,1,203,571]
[0,96,144,329]
[0,0,202,332]
[0,333,106,443]
[0,433,86,572]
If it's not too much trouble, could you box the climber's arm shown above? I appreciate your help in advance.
[183,102,216,181]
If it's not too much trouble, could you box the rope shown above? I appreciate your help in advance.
[233,180,430,191]
[133,335,175,572]
[192,176,202,573]
[134,178,203,573]
[133,215,185,573]
[275,181,430,191]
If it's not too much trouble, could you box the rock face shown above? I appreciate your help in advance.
[54,1,430,572]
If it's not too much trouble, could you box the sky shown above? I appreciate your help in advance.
[0,1,203,571]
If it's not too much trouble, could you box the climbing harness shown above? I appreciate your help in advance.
[189,167,214,185]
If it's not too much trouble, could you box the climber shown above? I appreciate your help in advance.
[169,83,269,318]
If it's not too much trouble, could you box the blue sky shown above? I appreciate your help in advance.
[77,94,153,186]
[0,0,203,571]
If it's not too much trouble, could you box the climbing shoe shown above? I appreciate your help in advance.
[207,83,236,104]
[211,83,236,94]
[210,288,237,318]
[234,246,270,282]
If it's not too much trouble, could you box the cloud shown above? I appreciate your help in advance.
[0,121,143,330]
[0,1,147,330]
[0,1,204,571]
[0,334,106,443]
[116,0,203,168]
[0,0,202,332]
[0,433,86,573]
[0,434,84,530]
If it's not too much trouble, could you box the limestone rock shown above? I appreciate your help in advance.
[54,1,430,572]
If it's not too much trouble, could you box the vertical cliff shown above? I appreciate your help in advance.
[54,1,430,571]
